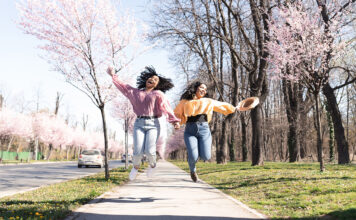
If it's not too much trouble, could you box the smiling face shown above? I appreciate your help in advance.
[145,75,160,90]
[195,83,207,99]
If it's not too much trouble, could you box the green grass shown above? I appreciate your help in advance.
[0,159,77,164]
[0,160,20,164]
[0,167,140,220]
[172,161,356,220]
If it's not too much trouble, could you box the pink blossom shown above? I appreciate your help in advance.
[0,108,33,139]
[17,0,146,104]
[266,1,347,85]
[0,108,120,152]
[165,129,185,158]
[110,96,136,132]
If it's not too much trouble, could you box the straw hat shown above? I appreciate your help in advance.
[236,97,260,111]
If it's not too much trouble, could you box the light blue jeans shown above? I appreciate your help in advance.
[184,122,212,173]
[133,118,160,167]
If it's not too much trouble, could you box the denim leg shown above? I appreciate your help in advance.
[144,119,160,167]
[197,123,212,161]
[132,119,145,166]
[184,123,199,173]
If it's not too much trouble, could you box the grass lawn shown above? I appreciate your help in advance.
[172,161,356,220]
[0,159,77,165]
[0,160,21,164]
[0,167,138,220]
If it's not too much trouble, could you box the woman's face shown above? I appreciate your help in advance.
[195,83,207,99]
[146,75,160,90]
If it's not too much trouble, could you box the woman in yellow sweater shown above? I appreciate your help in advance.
[174,81,237,182]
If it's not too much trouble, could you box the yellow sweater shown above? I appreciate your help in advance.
[174,98,236,124]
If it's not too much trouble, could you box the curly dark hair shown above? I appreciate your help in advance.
[136,66,174,93]
[180,81,210,100]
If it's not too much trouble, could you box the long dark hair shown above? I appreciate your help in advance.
[136,66,174,93]
[180,81,210,100]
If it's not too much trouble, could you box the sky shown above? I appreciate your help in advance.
[0,0,184,137]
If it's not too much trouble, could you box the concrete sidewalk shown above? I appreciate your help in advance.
[65,160,266,220]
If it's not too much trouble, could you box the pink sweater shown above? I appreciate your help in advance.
[112,75,180,123]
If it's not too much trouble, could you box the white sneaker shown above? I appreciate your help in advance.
[129,168,138,180]
[146,166,156,178]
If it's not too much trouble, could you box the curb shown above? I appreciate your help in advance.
[0,160,121,166]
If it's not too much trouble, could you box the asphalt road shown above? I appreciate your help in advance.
[0,160,126,198]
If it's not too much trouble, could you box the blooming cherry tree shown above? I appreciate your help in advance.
[17,0,145,179]
[267,1,352,171]
[165,129,185,159]
[0,107,122,160]
[0,108,33,140]
[111,96,136,169]
[0,108,33,153]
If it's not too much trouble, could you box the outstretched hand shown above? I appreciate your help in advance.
[106,67,115,77]
[235,97,260,112]
[235,102,242,112]
[174,122,180,130]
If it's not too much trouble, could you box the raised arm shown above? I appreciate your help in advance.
[212,99,236,115]
[107,67,136,100]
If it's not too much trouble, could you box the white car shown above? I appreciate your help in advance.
[78,149,104,168]
[121,154,133,163]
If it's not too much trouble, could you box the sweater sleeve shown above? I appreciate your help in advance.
[112,75,136,100]
[212,99,236,115]
[174,100,187,124]
[157,93,181,123]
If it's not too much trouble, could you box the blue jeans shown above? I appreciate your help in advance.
[133,118,160,167]
[184,122,212,172]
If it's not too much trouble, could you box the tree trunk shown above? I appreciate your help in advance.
[99,105,110,180]
[346,85,349,143]
[299,109,308,159]
[287,124,299,162]
[316,0,350,164]
[229,126,236,161]
[282,79,300,162]
[314,93,325,172]
[7,136,14,152]
[34,138,39,160]
[248,0,269,166]
[213,117,222,162]
[325,103,335,162]
[66,147,69,160]
[47,144,53,161]
[240,114,248,162]
[124,118,129,170]
[251,105,264,166]
[217,117,231,164]
[279,132,284,161]
[77,146,81,159]
[322,83,350,164]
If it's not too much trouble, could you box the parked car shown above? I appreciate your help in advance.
[121,154,133,163]
[78,149,104,168]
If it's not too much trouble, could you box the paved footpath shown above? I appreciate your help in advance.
[65,160,267,220]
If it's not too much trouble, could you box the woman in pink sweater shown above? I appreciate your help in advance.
[107,66,180,180]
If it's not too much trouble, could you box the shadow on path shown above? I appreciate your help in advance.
[72,213,263,220]
[100,197,165,203]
